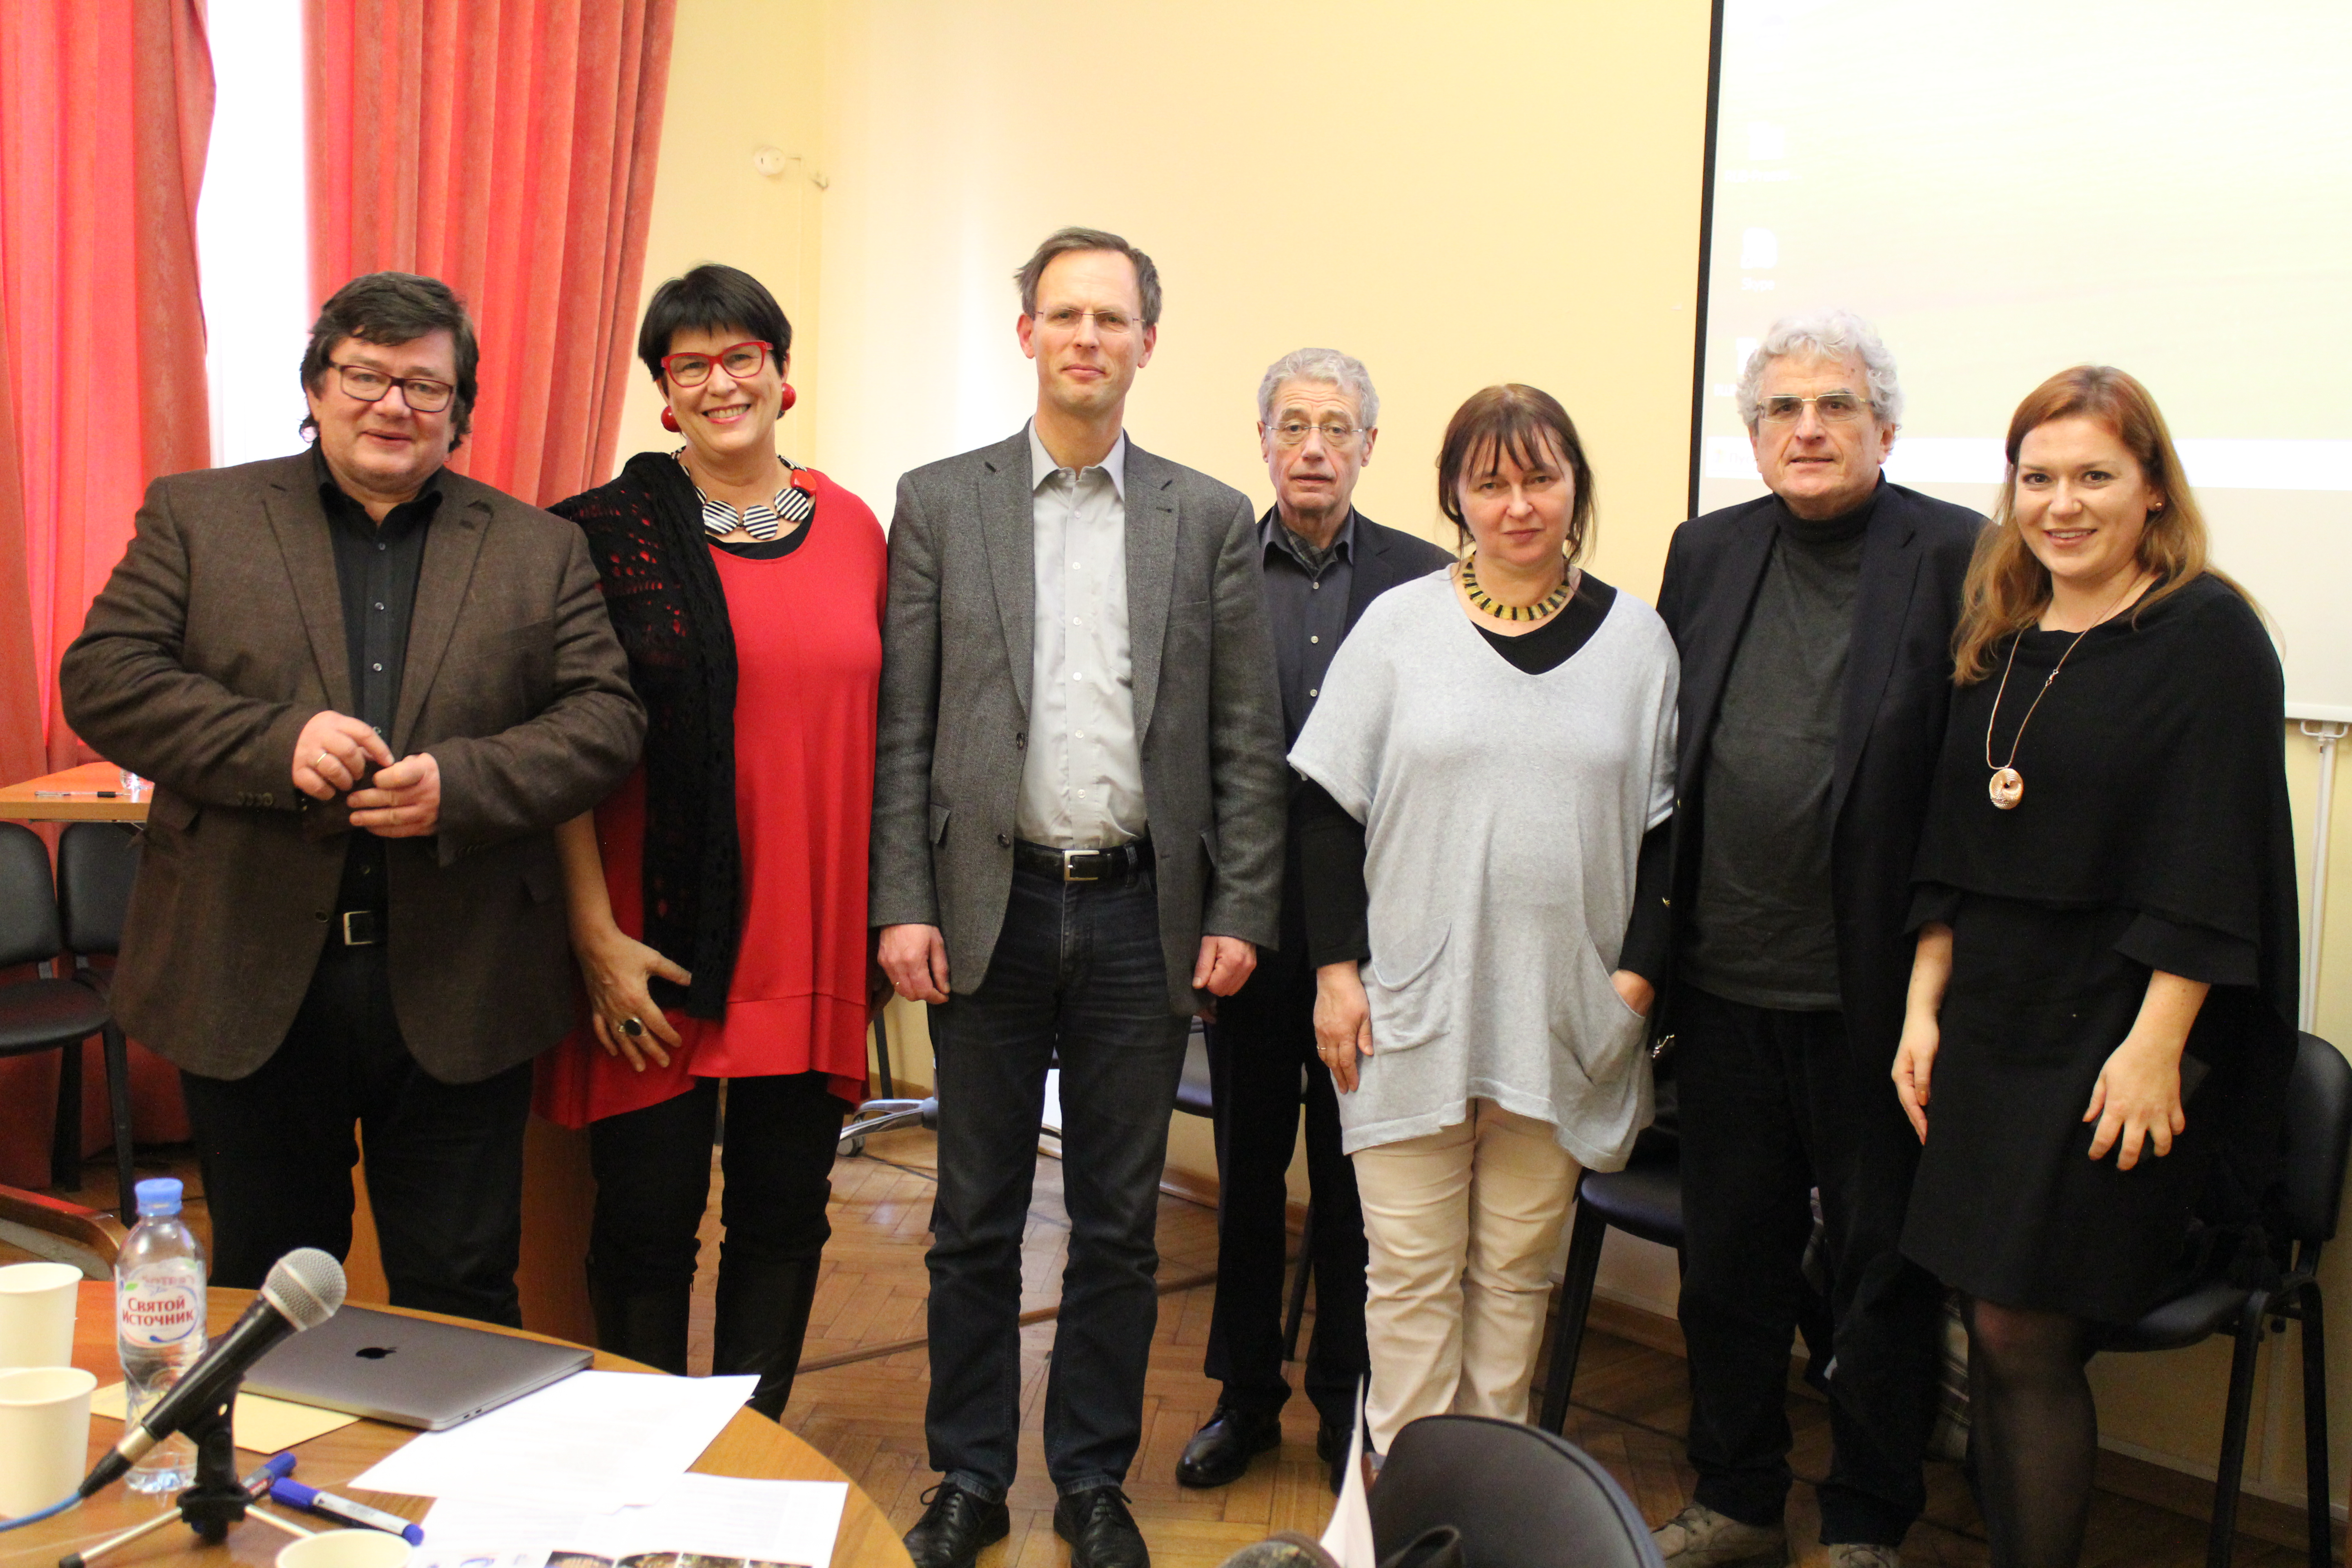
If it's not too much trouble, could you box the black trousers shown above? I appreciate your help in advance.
[1202,940,1367,1431]
[180,941,534,1326]
[1674,986,1945,1547]
[585,1072,843,1297]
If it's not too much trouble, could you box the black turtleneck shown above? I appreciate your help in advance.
[1682,480,1880,1011]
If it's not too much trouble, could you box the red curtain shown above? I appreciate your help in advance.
[0,1,212,1186]
[304,0,676,506]
[0,0,213,781]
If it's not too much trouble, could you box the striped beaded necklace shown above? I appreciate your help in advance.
[1459,551,1576,623]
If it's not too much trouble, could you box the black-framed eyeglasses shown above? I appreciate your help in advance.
[332,363,456,413]
[661,340,771,387]
[1758,391,1872,425]
[1269,419,1364,449]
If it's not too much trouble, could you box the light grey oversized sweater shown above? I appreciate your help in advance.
[1288,572,1679,1171]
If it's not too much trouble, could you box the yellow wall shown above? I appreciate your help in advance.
[637,0,2352,1520]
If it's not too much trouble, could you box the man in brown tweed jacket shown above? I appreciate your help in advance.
[61,273,643,1324]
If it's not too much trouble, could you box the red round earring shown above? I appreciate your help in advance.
[660,407,680,433]
[778,383,797,415]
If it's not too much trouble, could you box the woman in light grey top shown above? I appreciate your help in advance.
[1287,384,1676,1448]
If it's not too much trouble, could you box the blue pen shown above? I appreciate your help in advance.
[268,1478,426,1545]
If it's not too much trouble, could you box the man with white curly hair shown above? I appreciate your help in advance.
[1617,310,1982,1568]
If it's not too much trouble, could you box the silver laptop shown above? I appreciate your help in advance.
[245,1304,591,1430]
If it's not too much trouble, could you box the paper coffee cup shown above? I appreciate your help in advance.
[0,1365,96,1517]
[0,1262,80,1370]
[278,1529,416,1568]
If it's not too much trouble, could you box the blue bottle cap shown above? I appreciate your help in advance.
[134,1178,184,1217]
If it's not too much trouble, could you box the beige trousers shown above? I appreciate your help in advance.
[1350,1099,1582,1450]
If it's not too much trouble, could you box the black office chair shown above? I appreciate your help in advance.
[1538,1118,1681,1435]
[1372,1413,1666,1568]
[56,823,141,1219]
[0,821,137,1219]
[838,1007,936,1154]
[2090,1029,2350,1568]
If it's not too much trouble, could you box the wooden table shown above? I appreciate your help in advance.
[0,764,150,823]
[1,1283,911,1568]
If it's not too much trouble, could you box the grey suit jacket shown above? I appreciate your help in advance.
[870,429,1287,1015]
[59,452,646,1083]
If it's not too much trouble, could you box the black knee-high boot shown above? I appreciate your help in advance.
[587,1264,694,1377]
[713,1258,823,1420]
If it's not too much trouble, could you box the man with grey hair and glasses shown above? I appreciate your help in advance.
[1616,310,1982,1567]
[1176,349,1449,1495]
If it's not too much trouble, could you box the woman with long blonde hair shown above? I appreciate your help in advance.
[1890,367,2298,1567]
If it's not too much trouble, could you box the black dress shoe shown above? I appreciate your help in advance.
[1315,1420,1350,1495]
[1175,1405,1282,1488]
[903,1481,1010,1568]
[1054,1485,1150,1568]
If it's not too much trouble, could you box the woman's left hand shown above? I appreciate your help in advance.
[1609,969,1654,1019]
[2083,1033,2187,1170]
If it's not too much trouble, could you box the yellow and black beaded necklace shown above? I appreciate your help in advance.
[1459,552,1575,623]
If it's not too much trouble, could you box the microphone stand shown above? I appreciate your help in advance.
[61,1384,314,1568]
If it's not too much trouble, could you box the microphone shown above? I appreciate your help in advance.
[80,1248,346,1497]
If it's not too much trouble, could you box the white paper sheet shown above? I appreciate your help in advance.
[351,1372,758,1510]
[412,1475,848,1568]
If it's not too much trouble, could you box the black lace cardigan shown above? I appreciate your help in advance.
[550,452,746,1018]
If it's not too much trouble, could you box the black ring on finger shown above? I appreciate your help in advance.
[620,1017,646,1038]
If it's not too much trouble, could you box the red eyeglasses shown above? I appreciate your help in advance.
[660,341,772,387]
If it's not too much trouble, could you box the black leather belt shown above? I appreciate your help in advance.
[1012,837,1154,883]
[333,909,384,947]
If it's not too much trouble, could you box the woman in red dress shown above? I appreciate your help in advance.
[539,265,886,1417]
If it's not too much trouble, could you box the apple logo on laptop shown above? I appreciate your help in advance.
[355,1345,397,1360]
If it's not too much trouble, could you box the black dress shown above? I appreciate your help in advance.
[1899,573,2298,1324]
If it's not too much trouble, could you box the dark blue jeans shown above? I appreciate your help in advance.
[923,861,1191,1499]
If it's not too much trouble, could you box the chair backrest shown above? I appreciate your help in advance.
[57,822,141,958]
[0,821,63,970]
[2280,1031,2352,1243]
[1371,1415,1666,1568]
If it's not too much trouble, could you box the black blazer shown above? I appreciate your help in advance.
[1622,480,1983,1063]
[1265,507,1453,955]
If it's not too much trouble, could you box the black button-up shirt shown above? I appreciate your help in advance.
[313,446,442,911]
[1257,507,1357,747]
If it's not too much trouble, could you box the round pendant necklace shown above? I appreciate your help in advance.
[1460,552,1575,623]
[1983,573,2147,810]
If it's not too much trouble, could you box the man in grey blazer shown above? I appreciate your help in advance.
[872,228,1286,1568]
[61,273,644,1327]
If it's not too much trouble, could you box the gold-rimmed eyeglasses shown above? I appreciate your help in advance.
[1758,391,1873,425]
[331,363,456,413]
[1269,419,1364,448]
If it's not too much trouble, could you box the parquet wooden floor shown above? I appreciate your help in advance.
[719,1127,2308,1568]
[20,1132,2308,1566]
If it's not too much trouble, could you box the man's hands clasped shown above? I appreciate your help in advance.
[293,709,441,837]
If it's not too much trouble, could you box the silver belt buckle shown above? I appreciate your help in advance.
[340,910,382,946]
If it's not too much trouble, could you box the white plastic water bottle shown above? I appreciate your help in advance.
[116,1177,207,1494]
